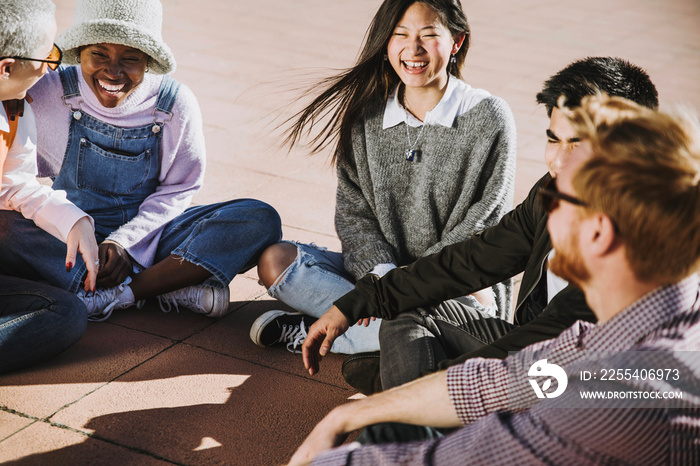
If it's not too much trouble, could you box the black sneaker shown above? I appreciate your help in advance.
[249,310,317,353]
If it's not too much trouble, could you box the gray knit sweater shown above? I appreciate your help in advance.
[335,95,517,317]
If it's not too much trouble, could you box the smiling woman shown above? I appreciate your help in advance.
[79,44,148,108]
[0,0,284,322]
[250,0,517,368]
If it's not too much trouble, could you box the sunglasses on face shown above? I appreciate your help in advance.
[537,176,588,213]
[1,43,63,71]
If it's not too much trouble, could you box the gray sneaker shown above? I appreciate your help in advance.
[158,284,231,318]
[78,277,137,322]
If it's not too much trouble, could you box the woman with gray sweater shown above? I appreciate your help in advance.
[250,0,516,356]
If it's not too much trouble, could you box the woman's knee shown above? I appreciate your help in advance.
[248,200,282,243]
[257,242,298,288]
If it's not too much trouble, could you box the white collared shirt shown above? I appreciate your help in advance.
[382,75,491,129]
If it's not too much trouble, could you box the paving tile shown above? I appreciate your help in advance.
[50,344,354,466]
[0,421,169,465]
[105,300,216,341]
[0,324,171,419]
[186,300,352,390]
[0,411,33,441]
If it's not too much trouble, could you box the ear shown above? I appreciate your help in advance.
[587,213,618,257]
[452,34,466,54]
[0,58,15,79]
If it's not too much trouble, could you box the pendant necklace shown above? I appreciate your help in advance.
[405,123,424,162]
[403,89,425,162]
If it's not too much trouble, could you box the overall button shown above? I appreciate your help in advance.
[152,124,161,133]
[73,111,82,120]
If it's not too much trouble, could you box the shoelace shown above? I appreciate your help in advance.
[81,277,132,322]
[277,321,308,354]
[83,289,119,322]
[158,286,202,314]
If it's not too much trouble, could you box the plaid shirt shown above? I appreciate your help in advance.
[316,275,700,465]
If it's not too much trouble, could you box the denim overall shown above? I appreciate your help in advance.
[0,67,281,293]
[53,66,176,240]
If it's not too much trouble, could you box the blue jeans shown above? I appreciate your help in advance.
[0,200,282,292]
[0,275,87,373]
[267,242,381,354]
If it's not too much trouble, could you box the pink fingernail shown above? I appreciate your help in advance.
[66,262,73,272]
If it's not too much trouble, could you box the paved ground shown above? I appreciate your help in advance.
[1,0,699,464]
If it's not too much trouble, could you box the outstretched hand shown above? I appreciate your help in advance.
[97,240,132,288]
[302,306,350,375]
[288,408,349,465]
[65,216,99,292]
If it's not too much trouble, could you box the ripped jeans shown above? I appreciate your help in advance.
[267,242,381,354]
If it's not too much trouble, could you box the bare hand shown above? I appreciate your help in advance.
[288,409,349,465]
[65,217,98,292]
[97,240,132,288]
[302,306,350,375]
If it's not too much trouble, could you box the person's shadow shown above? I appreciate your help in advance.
[1,300,356,465]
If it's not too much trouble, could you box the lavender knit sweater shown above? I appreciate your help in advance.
[29,67,205,268]
[336,96,517,317]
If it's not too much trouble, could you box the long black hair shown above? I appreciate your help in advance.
[283,0,470,166]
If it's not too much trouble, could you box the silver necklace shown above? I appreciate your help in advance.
[404,122,424,162]
[402,90,425,162]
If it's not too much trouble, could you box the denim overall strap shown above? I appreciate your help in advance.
[58,65,83,112]
[153,76,179,121]
[52,67,180,241]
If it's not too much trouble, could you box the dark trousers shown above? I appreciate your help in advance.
[0,276,87,374]
[379,297,516,390]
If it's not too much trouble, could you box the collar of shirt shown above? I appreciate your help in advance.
[0,106,9,133]
[582,274,700,351]
[382,75,487,129]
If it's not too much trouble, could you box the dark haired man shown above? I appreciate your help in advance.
[303,57,659,395]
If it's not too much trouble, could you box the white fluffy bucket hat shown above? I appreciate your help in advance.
[57,0,176,75]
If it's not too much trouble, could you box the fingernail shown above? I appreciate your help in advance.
[66,262,73,272]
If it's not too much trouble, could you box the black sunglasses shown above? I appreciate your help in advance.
[1,43,63,71]
[537,177,588,213]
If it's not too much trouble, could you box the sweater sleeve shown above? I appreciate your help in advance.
[334,178,546,323]
[422,97,516,256]
[335,119,397,279]
[106,84,205,267]
[1,105,92,243]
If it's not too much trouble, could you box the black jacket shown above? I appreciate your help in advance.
[335,174,595,362]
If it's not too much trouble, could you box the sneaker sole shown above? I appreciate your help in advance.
[206,286,232,318]
[249,310,302,347]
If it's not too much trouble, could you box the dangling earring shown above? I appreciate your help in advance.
[383,54,388,61]
[146,66,150,73]
[450,54,457,65]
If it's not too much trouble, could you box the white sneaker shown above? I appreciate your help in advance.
[78,277,138,322]
[158,284,230,318]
